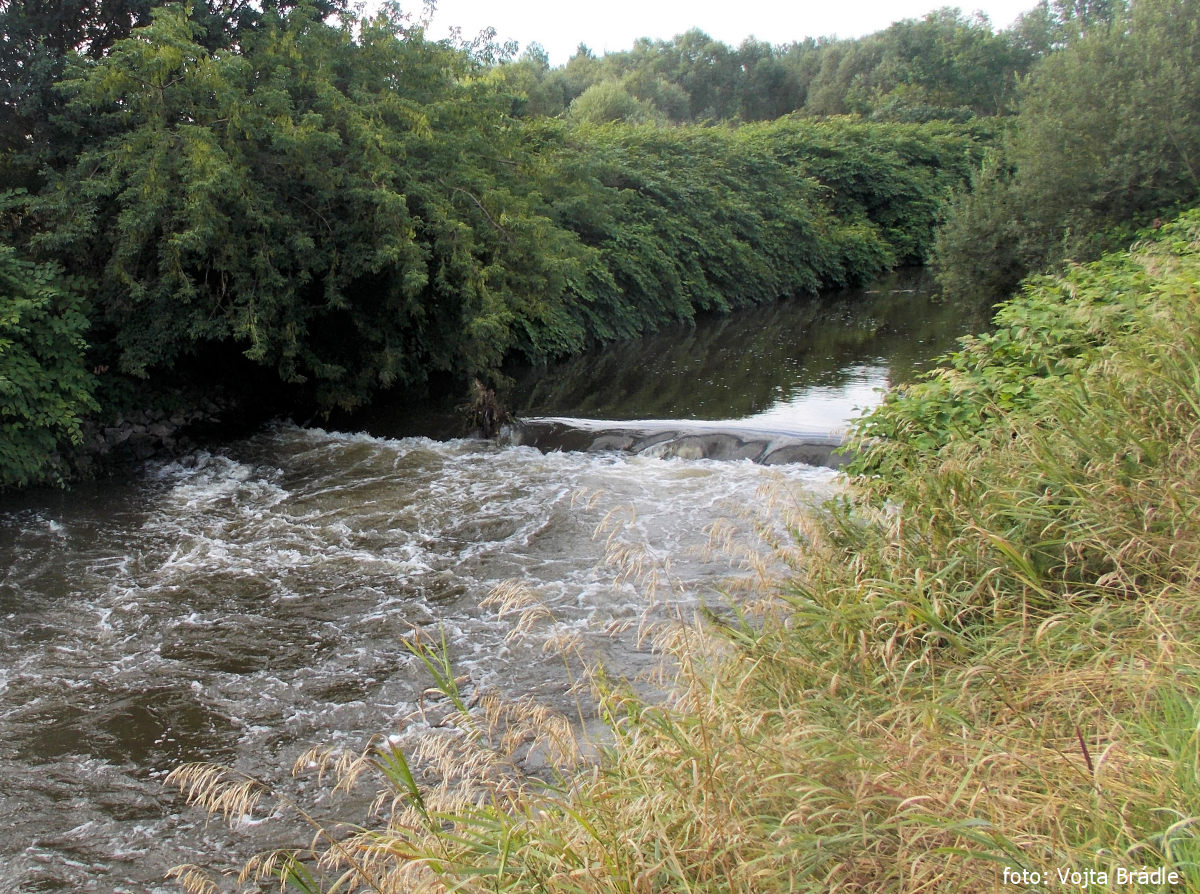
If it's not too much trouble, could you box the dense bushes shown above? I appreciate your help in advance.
[528,118,984,341]
[847,209,1200,615]
[848,218,1172,487]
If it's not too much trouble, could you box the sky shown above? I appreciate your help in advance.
[420,0,1040,65]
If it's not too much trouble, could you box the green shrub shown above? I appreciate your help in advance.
[0,240,96,487]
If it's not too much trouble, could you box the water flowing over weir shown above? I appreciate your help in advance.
[0,271,990,890]
[507,417,849,467]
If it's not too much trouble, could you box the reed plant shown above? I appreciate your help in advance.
[169,210,1200,892]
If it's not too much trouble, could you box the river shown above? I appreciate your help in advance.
[0,271,987,891]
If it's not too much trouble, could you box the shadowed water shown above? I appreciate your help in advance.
[504,268,987,429]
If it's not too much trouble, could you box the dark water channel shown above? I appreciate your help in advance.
[0,271,987,891]
[506,268,987,428]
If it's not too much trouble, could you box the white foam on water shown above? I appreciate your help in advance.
[0,421,838,890]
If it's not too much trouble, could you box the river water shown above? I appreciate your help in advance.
[0,272,986,891]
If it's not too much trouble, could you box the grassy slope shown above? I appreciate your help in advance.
[171,210,1200,893]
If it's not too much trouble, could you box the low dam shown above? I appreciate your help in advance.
[508,417,849,468]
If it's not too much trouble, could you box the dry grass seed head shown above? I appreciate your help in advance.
[167,763,269,826]
[165,864,222,894]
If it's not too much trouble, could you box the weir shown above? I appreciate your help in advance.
[506,416,850,468]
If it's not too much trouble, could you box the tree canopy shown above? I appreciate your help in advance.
[487,8,1040,126]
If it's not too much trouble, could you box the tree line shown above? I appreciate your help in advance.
[484,1,1140,127]
[496,9,1033,125]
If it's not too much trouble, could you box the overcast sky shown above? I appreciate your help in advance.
[421,0,1039,65]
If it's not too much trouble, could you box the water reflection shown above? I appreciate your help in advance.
[507,269,990,430]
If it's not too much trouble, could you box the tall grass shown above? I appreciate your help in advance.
[169,210,1200,892]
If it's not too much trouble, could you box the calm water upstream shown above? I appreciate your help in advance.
[0,271,987,891]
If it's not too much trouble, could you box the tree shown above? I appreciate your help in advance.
[567,80,665,125]
[30,4,438,410]
[0,0,152,185]
[737,40,803,121]
[805,9,1031,121]
[0,0,347,188]
[934,0,1200,297]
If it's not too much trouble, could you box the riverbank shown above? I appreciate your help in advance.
[171,210,1200,891]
